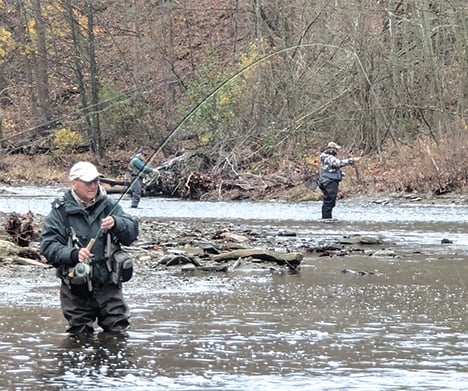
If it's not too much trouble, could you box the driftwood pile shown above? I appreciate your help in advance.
[151,246,303,273]
[3,211,39,246]
[133,227,303,273]
[101,150,307,201]
[1,212,46,267]
[0,239,46,267]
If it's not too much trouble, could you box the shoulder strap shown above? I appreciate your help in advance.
[52,198,70,235]
[52,198,82,247]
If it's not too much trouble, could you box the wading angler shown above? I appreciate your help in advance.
[128,148,156,208]
[317,142,361,219]
[40,161,139,335]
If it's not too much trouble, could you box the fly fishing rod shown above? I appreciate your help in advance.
[86,43,369,250]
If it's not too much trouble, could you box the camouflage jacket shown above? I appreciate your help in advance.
[319,151,354,182]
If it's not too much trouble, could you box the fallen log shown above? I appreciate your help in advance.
[0,239,47,266]
[100,177,130,187]
[11,256,49,267]
[339,235,382,245]
[180,257,242,273]
[212,248,302,269]
[99,177,130,195]
[102,186,128,195]
[0,239,21,254]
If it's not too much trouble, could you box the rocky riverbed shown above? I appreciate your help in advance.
[1,189,467,283]
[0,206,396,285]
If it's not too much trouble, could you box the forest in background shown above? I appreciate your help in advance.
[0,0,467,198]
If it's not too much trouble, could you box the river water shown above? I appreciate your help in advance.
[0,186,467,390]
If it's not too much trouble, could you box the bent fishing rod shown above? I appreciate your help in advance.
[86,43,369,250]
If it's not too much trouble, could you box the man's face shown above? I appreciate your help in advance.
[71,179,99,202]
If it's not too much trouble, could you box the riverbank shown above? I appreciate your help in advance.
[2,144,467,203]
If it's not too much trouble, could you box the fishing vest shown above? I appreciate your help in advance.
[128,157,140,175]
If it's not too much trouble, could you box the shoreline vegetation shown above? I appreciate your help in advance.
[1,2,466,206]
[1,142,467,205]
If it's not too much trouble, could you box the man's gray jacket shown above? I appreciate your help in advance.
[40,189,138,272]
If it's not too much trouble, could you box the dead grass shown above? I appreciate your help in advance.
[1,134,467,199]
[356,135,468,195]
[0,154,66,184]
[0,152,117,185]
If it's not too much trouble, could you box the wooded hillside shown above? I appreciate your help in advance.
[0,1,467,196]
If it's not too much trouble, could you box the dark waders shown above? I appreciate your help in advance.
[130,174,143,208]
[60,283,130,334]
[320,180,339,219]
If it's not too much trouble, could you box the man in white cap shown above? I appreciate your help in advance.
[316,142,361,219]
[40,161,139,335]
[68,161,104,206]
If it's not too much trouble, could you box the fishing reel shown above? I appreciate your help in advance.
[74,262,91,278]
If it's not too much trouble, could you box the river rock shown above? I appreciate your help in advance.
[340,235,382,245]
[371,249,396,257]
[341,269,376,276]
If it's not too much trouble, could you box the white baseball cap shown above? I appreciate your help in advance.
[327,141,341,149]
[69,161,103,182]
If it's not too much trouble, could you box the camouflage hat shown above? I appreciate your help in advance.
[327,141,341,149]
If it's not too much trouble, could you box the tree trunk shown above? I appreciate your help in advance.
[86,0,101,156]
[32,0,51,124]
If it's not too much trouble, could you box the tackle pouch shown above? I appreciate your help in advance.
[105,232,133,285]
[110,250,133,284]
[316,176,330,190]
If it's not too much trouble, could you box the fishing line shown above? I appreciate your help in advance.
[81,43,369,250]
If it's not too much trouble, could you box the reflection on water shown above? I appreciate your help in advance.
[0,187,467,390]
[1,256,467,390]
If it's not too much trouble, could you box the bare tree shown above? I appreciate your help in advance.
[31,0,52,125]
[0,0,465,173]
[61,0,101,156]
[85,0,101,155]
